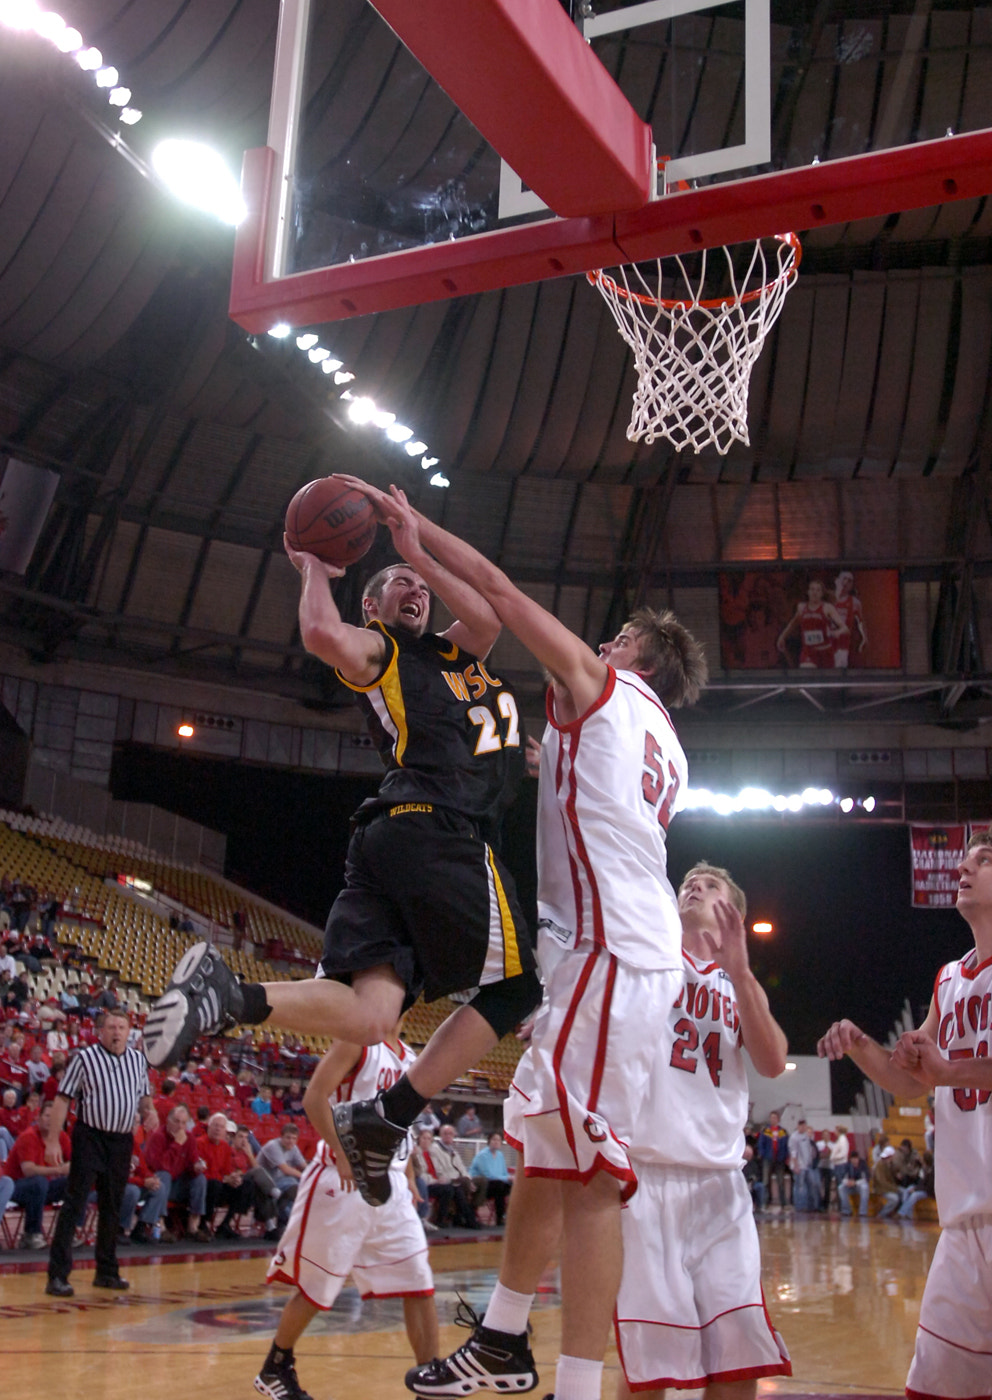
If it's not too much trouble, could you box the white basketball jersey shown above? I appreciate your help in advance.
[629,952,749,1170]
[537,667,687,971]
[932,951,992,1225]
[318,1038,416,1176]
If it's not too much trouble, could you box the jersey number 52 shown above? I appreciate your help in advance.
[642,732,680,830]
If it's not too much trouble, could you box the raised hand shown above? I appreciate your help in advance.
[817,1019,868,1060]
[283,533,346,579]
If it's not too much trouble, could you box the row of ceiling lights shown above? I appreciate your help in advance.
[683,787,877,816]
[4,3,446,488]
[267,326,449,488]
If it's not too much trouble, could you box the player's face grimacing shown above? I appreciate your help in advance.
[678,870,731,927]
[598,625,643,672]
[367,568,432,636]
[956,843,992,912]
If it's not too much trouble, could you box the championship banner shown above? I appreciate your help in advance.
[910,824,968,908]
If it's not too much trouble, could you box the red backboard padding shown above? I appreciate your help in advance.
[368,0,654,218]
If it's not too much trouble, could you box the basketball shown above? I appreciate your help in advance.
[284,478,377,567]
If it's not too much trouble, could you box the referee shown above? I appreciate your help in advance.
[44,1008,149,1297]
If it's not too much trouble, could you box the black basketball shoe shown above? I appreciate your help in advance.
[405,1300,538,1396]
[143,942,245,1068]
[254,1344,314,1400]
[332,1095,407,1207]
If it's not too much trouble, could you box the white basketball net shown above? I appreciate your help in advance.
[589,233,801,455]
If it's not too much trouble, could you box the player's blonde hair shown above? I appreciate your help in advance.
[624,607,707,708]
[679,861,747,920]
[967,828,992,852]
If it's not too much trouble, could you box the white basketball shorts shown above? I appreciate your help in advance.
[267,1157,433,1308]
[504,943,681,1199]
[907,1216,992,1399]
[615,1164,791,1389]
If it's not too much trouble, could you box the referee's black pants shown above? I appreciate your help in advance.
[49,1120,132,1281]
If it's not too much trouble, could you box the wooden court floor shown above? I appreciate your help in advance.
[0,1215,936,1400]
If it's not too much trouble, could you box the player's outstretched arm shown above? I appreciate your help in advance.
[302,1039,364,1187]
[817,1012,932,1098]
[331,475,501,659]
[702,899,788,1078]
[285,536,385,684]
[384,486,607,716]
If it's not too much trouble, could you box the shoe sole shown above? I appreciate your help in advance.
[407,1373,538,1396]
[254,1374,313,1400]
[143,944,232,1067]
[332,1102,393,1208]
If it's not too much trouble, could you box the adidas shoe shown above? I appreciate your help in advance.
[332,1096,406,1207]
[405,1302,538,1396]
[143,942,245,1068]
[254,1348,314,1400]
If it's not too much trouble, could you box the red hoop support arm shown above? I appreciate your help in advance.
[368,0,654,218]
[229,129,992,332]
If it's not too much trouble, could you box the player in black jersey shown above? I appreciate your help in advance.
[144,540,541,1205]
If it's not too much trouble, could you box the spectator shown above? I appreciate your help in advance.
[230,1125,256,1176]
[742,1143,767,1211]
[894,1139,927,1220]
[828,1125,851,1208]
[838,1152,871,1216]
[234,1069,256,1109]
[415,1126,478,1230]
[436,1101,458,1130]
[788,1119,820,1212]
[456,1104,485,1139]
[192,1105,211,1137]
[143,1105,210,1242]
[282,1080,306,1117]
[29,929,56,964]
[26,1044,50,1091]
[871,1141,901,1219]
[0,1039,30,1100]
[201,1113,252,1237]
[252,1085,274,1117]
[38,894,59,942]
[0,1085,24,1160]
[0,942,18,983]
[757,1110,790,1210]
[412,1129,459,1230]
[412,1103,441,1137]
[0,1098,71,1248]
[251,1122,306,1239]
[469,1131,512,1225]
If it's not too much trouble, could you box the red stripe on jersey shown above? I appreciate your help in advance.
[551,947,602,1165]
[562,725,606,949]
[289,1155,327,1281]
[587,953,618,1114]
[544,667,617,733]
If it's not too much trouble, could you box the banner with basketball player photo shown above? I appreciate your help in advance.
[718,569,901,671]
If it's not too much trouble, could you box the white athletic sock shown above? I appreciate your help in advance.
[555,1354,603,1400]
[482,1282,534,1336]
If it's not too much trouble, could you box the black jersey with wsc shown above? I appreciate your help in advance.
[337,621,524,839]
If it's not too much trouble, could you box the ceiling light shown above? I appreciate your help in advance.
[267,323,292,338]
[0,1,40,32]
[752,921,773,935]
[404,440,428,456]
[295,333,318,350]
[386,423,413,442]
[308,346,329,363]
[339,389,353,400]
[373,410,396,428]
[863,795,876,813]
[319,358,343,373]
[95,64,118,87]
[33,9,65,41]
[784,1062,797,1072]
[108,86,130,106]
[151,139,246,225]
[421,456,439,469]
[840,797,854,813]
[119,107,142,125]
[334,370,355,385]
[347,397,377,424]
[429,472,450,488]
[177,723,194,739]
[54,24,81,52]
[75,44,102,69]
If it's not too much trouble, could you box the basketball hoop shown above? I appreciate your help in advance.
[588,232,802,455]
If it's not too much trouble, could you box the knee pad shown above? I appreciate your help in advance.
[470,971,542,1039]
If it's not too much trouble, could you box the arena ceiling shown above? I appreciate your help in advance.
[1,0,992,742]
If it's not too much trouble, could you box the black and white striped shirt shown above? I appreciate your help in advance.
[59,1043,150,1135]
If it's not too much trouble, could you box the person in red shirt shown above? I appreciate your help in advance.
[128,1135,174,1245]
[1,1086,29,1154]
[0,1039,30,1099]
[143,1105,209,1240]
[201,1113,252,1238]
[0,1099,71,1247]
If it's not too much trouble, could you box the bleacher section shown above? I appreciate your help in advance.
[0,808,528,1084]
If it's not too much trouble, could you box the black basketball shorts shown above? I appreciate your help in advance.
[320,805,534,1004]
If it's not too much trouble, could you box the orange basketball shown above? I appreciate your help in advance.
[284,478,377,567]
